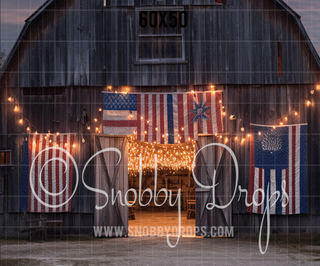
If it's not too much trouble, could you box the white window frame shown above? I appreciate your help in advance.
[135,7,188,65]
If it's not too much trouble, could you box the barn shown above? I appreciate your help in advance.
[1,0,320,238]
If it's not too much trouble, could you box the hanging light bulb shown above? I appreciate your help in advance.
[14,105,19,112]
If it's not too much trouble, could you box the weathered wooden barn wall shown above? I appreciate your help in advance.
[222,84,320,234]
[1,84,320,234]
[1,0,320,235]
[1,0,319,89]
[0,85,101,233]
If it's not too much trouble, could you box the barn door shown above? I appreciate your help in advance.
[94,135,128,237]
[195,136,233,237]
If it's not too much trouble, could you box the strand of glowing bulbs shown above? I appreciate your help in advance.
[9,84,316,146]
[127,135,196,178]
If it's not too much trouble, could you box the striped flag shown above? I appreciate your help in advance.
[103,91,223,144]
[247,124,308,215]
[20,134,75,213]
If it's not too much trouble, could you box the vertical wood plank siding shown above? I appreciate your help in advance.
[1,0,320,235]
[94,136,128,236]
[1,0,319,88]
[1,84,320,234]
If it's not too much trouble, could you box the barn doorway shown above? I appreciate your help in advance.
[127,135,196,237]
[93,135,233,238]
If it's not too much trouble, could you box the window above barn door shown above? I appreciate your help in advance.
[135,7,188,65]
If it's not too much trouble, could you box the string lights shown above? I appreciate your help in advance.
[7,93,102,139]
[8,84,315,148]
[127,135,196,179]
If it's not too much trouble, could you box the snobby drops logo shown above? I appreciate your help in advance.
[30,144,285,254]
[93,226,234,238]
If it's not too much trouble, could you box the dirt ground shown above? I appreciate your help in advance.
[1,233,320,266]
[1,211,320,265]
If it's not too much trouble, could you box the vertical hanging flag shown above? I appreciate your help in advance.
[103,91,223,144]
[247,124,308,215]
[20,134,75,213]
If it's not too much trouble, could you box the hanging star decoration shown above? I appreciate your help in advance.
[190,96,210,131]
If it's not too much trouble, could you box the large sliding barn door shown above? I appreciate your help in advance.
[94,135,128,237]
[195,136,233,237]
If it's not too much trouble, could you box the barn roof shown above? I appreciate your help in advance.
[276,0,320,68]
[1,0,320,81]
[0,0,54,80]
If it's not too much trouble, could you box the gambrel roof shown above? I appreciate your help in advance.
[1,0,319,85]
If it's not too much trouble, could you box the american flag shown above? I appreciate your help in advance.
[247,124,308,215]
[103,91,223,144]
[20,134,75,213]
